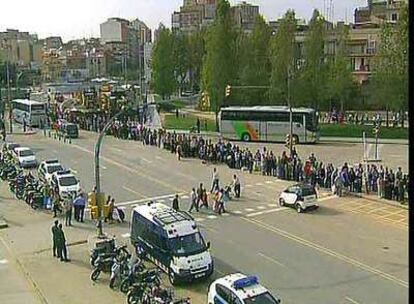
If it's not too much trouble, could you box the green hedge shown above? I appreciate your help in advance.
[320,123,408,139]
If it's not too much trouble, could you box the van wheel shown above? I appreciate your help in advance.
[242,133,251,142]
[296,203,302,213]
[169,269,178,285]
[279,198,285,207]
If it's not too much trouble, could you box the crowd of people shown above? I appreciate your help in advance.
[56,109,409,205]
[84,121,408,205]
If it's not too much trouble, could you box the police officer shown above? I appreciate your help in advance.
[51,220,59,258]
[56,223,69,262]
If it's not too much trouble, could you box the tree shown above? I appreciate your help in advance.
[238,15,272,105]
[325,24,355,112]
[152,26,175,99]
[172,31,189,96]
[371,3,408,113]
[202,0,237,128]
[299,10,327,109]
[269,10,298,105]
[187,31,205,92]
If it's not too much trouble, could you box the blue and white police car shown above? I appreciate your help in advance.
[208,273,281,304]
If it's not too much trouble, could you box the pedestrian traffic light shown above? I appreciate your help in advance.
[285,134,291,148]
[225,85,232,97]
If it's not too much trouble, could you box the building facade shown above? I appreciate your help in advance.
[230,1,260,33]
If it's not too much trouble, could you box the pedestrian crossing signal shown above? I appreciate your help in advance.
[225,85,232,97]
[285,134,291,148]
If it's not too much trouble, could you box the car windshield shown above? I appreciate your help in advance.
[47,165,63,174]
[169,232,207,257]
[59,176,78,187]
[19,150,34,157]
[244,292,279,304]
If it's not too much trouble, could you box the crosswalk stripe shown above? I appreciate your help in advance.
[257,206,266,210]
[207,215,218,219]
[233,210,243,214]
[245,208,255,212]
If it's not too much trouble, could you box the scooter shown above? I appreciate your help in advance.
[109,254,130,289]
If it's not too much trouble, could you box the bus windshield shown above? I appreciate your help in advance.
[169,232,207,257]
[306,112,319,132]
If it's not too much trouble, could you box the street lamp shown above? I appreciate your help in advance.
[287,65,293,156]
[95,105,126,238]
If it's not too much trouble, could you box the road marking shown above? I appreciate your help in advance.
[141,157,152,164]
[182,195,189,199]
[257,206,266,210]
[245,184,253,188]
[207,215,217,219]
[233,210,242,214]
[194,218,205,222]
[158,199,165,203]
[256,183,264,186]
[246,207,289,217]
[222,213,230,217]
[117,193,184,207]
[318,195,334,202]
[267,203,276,207]
[0,259,8,264]
[245,208,255,212]
[121,233,130,238]
[122,186,147,198]
[258,252,286,268]
[366,205,390,214]
[242,217,409,288]
[265,181,273,184]
[375,209,406,219]
[346,202,379,211]
[345,296,361,304]
[155,156,164,160]
[70,168,78,174]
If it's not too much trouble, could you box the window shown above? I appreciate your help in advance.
[391,13,398,21]
[215,284,232,303]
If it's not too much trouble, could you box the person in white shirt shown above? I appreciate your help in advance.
[232,174,241,198]
[210,167,219,193]
[188,188,198,213]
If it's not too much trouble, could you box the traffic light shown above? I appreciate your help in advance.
[373,125,379,136]
[225,85,232,97]
[285,134,291,148]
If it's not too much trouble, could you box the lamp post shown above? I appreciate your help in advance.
[95,105,126,238]
[6,51,12,134]
[287,65,293,156]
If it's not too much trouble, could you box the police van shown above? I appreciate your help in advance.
[130,202,214,285]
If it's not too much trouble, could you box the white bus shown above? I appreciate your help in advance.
[130,202,213,285]
[219,106,320,143]
[11,99,47,127]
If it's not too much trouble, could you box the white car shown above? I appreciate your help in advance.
[51,170,80,196]
[38,160,64,184]
[13,147,37,168]
[278,183,318,213]
[208,273,281,304]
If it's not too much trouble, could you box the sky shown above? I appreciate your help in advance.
[0,0,367,41]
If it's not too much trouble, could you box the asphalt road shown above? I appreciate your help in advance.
[0,127,408,304]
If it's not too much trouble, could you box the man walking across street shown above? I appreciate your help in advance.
[172,194,180,211]
[56,223,70,262]
[51,220,59,258]
[210,167,220,193]
[232,174,241,198]
[188,188,198,213]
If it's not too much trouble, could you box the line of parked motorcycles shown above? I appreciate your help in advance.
[0,158,45,209]
[90,238,190,304]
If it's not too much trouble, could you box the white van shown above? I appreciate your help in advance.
[14,147,37,168]
[130,202,214,285]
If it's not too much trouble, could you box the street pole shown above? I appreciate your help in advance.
[287,65,293,156]
[95,107,126,238]
[6,58,12,134]
[375,128,379,160]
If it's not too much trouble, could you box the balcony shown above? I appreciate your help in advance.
[353,65,371,74]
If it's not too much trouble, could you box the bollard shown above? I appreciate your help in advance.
[68,137,72,144]
[63,136,66,143]
[48,130,51,137]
